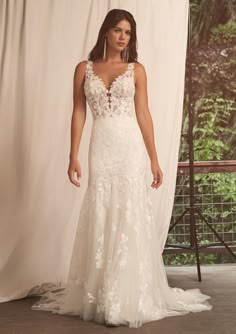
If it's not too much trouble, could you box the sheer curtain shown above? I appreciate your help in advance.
[0,0,189,302]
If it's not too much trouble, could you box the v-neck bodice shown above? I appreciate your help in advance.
[84,60,135,119]
[90,61,132,92]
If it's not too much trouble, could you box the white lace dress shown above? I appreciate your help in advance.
[30,60,212,328]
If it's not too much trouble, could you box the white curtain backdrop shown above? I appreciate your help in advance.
[0,0,189,302]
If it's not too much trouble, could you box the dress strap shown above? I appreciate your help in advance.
[85,60,93,79]
[127,62,135,78]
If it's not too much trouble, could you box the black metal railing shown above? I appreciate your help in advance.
[164,161,236,255]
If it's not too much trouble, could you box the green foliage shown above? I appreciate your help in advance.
[194,94,236,161]
[163,251,236,266]
[210,20,236,45]
[169,169,236,265]
[190,0,201,18]
[194,173,236,202]
[163,252,217,265]
[171,1,236,266]
[198,63,208,69]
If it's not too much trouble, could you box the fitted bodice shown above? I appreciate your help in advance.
[84,60,136,119]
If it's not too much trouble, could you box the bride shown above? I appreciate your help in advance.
[31,8,212,328]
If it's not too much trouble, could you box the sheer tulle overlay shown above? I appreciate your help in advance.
[30,60,212,328]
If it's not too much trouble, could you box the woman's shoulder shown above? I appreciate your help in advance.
[73,60,89,77]
[133,62,146,78]
[133,61,145,70]
[75,60,89,70]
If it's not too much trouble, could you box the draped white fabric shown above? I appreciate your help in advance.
[0,0,189,302]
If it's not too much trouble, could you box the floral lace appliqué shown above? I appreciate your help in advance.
[84,60,136,119]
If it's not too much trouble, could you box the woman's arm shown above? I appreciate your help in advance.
[67,61,87,187]
[69,61,87,160]
[134,63,163,189]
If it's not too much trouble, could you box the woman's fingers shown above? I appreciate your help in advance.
[151,181,161,189]
[151,170,163,189]
[68,169,81,187]
[151,180,160,189]
[67,159,82,187]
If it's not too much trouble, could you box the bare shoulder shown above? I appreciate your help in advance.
[133,62,145,70]
[74,60,88,79]
[76,60,88,68]
[133,62,147,83]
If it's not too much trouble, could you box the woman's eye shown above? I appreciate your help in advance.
[113,29,131,35]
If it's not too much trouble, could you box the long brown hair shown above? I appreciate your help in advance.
[88,9,138,63]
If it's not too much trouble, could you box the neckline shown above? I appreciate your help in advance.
[89,60,132,92]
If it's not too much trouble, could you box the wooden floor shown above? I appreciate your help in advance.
[0,264,235,334]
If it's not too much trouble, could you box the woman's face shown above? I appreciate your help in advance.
[106,19,131,53]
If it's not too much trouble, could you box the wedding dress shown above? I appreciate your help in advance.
[30,60,212,328]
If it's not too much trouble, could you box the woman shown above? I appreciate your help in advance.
[31,9,212,328]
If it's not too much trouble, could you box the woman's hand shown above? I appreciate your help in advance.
[67,158,82,187]
[151,160,163,189]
